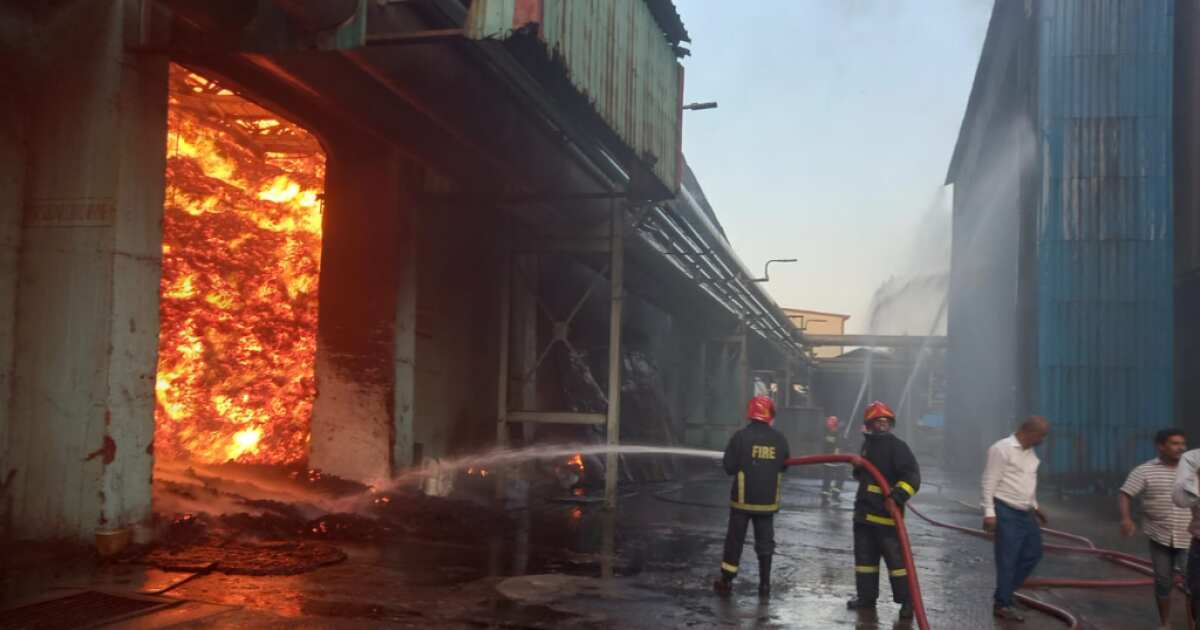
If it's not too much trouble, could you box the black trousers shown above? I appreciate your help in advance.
[821,464,845,496]
[721,510,775,578]
[854,522,910,604]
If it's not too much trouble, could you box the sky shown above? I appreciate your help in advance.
[674,1,992,333]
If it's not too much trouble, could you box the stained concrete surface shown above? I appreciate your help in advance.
[0,467,1184,629]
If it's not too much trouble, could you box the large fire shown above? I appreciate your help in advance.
[155,64,324,464]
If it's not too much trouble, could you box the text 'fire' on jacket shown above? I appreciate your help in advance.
[723,421,792,513]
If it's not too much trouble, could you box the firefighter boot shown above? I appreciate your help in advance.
[899,602,914,619]
[846,598,876,610]
[757,555,772,597]
[713,569,734,597]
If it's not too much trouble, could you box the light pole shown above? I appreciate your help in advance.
[751,258,797,283]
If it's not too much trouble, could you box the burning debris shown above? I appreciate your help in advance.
[142,538,345,576]
[142,461,514,576]
[154,64,325,465]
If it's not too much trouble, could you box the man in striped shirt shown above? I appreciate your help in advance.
[1120,428,1190,630]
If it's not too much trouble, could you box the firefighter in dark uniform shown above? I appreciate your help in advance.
[821,415,846,503]
[847,400,920,620]
[713,395,791,598]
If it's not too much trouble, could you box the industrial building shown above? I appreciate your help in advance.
[784,308,850,359]
[946,0,1184,484]
[0,0,808,543]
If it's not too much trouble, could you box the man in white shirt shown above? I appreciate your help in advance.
[1171,445,1200,627]
[981,416,1050,622]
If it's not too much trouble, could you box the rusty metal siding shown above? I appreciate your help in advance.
[467,0,683,193]
[1036,0,1174,480]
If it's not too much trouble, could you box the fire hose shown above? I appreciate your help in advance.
[785,454,932,630]
[786,455,1100,629]
[689,454,1176,629]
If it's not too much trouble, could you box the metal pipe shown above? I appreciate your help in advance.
[804,335,948,349]
[494,220,512,500]
[605,201,624,510]
[672,188,800,350]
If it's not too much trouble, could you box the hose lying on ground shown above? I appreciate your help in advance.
[789,456,1087,629]
[903,501,1200,628]
[671,456,1152,629]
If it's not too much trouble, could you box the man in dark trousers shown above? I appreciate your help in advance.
[713,395,791,598]
[821,415,846,503]
[846,400,920,620]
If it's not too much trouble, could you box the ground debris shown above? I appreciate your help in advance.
[140,538,346,575]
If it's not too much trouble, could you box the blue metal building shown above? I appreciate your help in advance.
[947,0,1176,483]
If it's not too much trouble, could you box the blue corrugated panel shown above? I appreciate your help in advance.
[1036,0,1174,479]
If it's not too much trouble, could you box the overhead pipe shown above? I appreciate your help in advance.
[804,335,948,349]
[668,189,801,351]
[647,206,762,326]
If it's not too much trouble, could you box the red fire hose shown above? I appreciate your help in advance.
[902,502,1191,629]
[782,455,1194,628]
[785,454,932,630]
[781,455,1166,629]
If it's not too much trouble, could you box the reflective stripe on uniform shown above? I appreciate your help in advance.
[731,500,780,512]
[896,481,916,497]
[855,565,880,573]
[775,473,783,506]
[865,513,895,526]
[721,562,738,574]
[890,568,908,577]
[737,471,745,505]
[866,484,882,494]
[825,435,837,443]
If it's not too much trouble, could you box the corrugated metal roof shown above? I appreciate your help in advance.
[466,0,684,195]
[1036,0,1174,478]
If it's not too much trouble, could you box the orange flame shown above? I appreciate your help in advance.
[568,454,584,470]
[154,64,324,464]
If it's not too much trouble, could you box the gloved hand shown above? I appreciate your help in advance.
[889,490,910,507]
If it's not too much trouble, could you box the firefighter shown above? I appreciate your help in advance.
[713,395,791,598]
[821,415,846,503]
[846,400,920,620]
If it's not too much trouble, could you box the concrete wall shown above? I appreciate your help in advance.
[412,202,500,461]
[309,142,412,483]
[0,36,26,519]
[4,0,166,540]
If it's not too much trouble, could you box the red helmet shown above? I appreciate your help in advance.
[825,416,839,432]
[747,396,776,423]
[863,401,895,423]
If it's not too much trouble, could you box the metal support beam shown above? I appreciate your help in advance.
[365,28,465,47]
[506,411,606,425]
[605,202,624,509]
[496,225,512,449]
[802,334,948,349]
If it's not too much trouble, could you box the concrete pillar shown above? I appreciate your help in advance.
[392,213,416,471]
[0,78,24,518]
[5,1,166,541]
[309,141,411,482]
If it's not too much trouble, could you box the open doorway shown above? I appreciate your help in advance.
[154,64,325,467]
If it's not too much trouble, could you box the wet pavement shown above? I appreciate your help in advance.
[0,465,1185,629]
